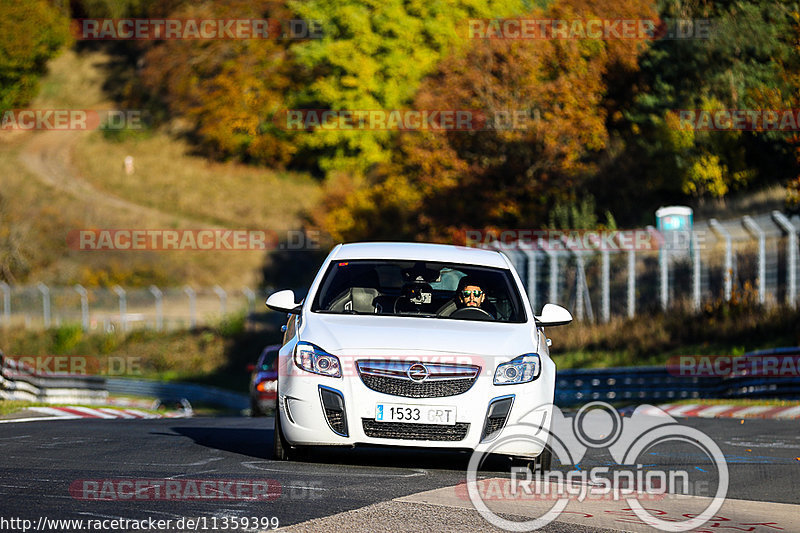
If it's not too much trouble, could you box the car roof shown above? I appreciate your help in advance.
[330,242,510,269]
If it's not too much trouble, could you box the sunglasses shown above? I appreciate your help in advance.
[460,290,483,298]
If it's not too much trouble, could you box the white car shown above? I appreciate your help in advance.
[265,242,572,467]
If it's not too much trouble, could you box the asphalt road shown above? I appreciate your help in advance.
[0,415,798,532]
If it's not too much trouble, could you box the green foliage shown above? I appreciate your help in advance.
[599,0,800,221]
[286,0,528,173]
[52,324,84,353]
[0,1,71,111]
[548,195,618,230]
[215,311,247,338]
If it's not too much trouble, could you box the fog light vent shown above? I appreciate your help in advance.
[481,396,514,442]
[319,386,348,437]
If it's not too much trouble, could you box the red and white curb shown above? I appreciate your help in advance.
[634,403,800,419]
[0,406,187,423]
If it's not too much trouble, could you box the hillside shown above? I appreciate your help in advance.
[0,49,321,288]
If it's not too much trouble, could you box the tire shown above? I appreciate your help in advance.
[273,408,291,461]
[536,444,552,473]
[511,440,552,475]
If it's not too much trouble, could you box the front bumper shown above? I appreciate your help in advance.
[278,358,555,458]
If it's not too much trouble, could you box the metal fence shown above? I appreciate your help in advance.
[0,284,270,332]
[490,210,800,321]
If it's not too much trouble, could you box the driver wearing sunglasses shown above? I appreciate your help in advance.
[455,276,486,309]
[459,285,485,308]
[436,275,494,318]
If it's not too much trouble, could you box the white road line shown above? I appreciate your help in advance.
[0,416,69,424]
[27,407,82,418]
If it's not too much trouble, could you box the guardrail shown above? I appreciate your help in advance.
[105,378,248,411]
[0,351,108,403]
[555,347,800,406]
[0,351,246,409]
[4,348,796,411]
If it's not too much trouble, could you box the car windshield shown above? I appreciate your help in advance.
[310,259,526,322]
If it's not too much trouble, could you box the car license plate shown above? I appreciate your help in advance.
[375,403,456,425]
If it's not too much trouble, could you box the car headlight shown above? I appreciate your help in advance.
[293,342,341,378]
[494,354,541,385]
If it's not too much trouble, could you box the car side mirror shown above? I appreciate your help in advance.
[266,290,302,314]
[535,303,572,327]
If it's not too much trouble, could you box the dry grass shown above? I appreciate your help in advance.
[74,131,320,229]
[548,301,800,369]
[0,49,321,288]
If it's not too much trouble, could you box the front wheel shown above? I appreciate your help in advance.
[511,441,552,475]
[273,408,291,460]
[273,405,308,461]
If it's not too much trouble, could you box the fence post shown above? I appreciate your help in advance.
[242,286,256,313]
[659,240,669,311]
[213,285,227,316]
[742,216,766,305]
[773,211,798,308]
[692,232,702,311]
[112,285,127,332]
[74,284,89,331]
[601,249,610,323]
[184,285,197,328]
[0,282,9,325]
[522,249,538,312]
[149,285,163,331]
[540,243,559,304]
[709,219,732,302]
[627,249,635,319]
[37,283,51,328]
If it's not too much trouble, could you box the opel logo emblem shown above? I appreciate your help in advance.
[407,363,429,382]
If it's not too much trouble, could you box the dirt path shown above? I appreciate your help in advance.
[18,129,219,228]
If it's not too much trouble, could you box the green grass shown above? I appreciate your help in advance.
[1,317,281,393]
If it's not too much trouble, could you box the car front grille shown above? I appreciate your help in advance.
[361,419,470,441]
[357,360,480,398]
[359,374,477,398]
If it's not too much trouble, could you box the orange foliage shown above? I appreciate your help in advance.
[318,0,657,242]
[138,0,296,165]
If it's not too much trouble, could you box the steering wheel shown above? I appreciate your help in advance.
[449,306,495,321]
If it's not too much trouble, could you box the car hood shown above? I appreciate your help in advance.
[302,313,539,357]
